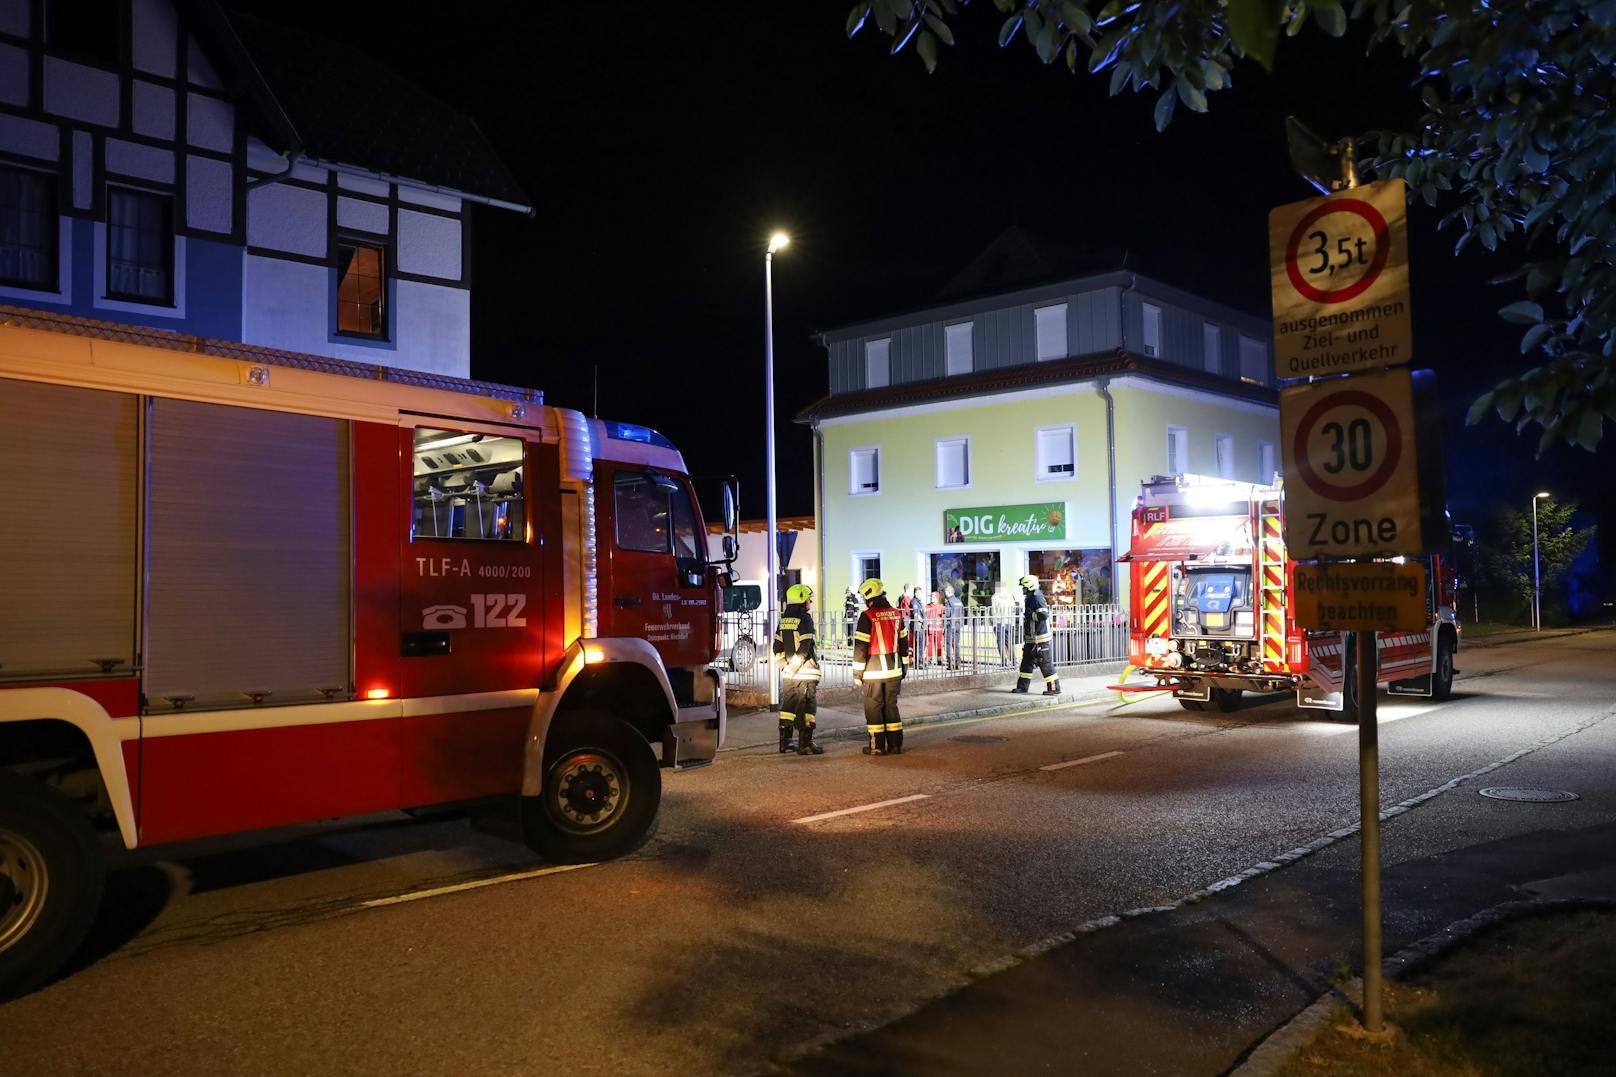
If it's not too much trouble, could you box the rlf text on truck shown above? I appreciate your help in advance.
[0,309,737,998]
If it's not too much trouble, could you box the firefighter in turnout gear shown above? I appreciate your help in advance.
[1014,573,1061,695]
[773,584,824,755]
[852,577,910,755]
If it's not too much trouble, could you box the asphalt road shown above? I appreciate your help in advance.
[2,631,1612,1077]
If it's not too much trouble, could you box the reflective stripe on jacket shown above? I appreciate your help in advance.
[1023,588,1052,643]
[772,605,821,681]
[852,598,909,681]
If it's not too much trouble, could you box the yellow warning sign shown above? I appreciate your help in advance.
[1292,562,1428,632]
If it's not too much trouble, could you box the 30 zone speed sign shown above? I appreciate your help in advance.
[1280,367,1444,559]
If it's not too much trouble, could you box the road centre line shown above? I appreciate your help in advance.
[1040,750,1125,771]
[360,862,596,908]
[792,794,931,825]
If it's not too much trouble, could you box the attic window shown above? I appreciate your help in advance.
[45,0,121,68]
[336,240,387,339]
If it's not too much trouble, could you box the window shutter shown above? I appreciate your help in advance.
[937,438,968,487]
[1034,304,1068,361]
[1203,323,1221,373]
[1239,337,1267,383]
[865,339,891,388]
[945,323,973,376]
[1142,304,1161,356]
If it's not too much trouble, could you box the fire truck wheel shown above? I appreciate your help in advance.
[1431,633,1455,701]
[524,716,661,864]
[1210,688,1244,713]
[1177,698,1209,712]
[0,773,105,1002]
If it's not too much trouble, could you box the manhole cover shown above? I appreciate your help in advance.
[951,734,1008,744]
[1478,787,1580,803]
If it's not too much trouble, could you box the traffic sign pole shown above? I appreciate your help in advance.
[1356,628,1383,1034]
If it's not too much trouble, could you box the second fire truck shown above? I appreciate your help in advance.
[1120,474,1460,716]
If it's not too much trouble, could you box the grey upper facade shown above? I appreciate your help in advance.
[819,269,1274,397]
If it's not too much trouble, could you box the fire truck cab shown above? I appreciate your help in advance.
[1121,474,1460,716]
[0,308,733,998]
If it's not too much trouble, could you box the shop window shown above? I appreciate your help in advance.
[865,338,890,388]
[850,446,880,495]
[1036,424,1075,481]
[411,428,526,542]
[935,436,969,489]
[106,186,173,304]
[0,165,58,290]
[1166,425,1189,475]
[1215,433,1235,479]
[1203,323,1221,373]
[336,239,387,338]
[1142,303,1162,356]
[945,322,973,376]
[1260,441,1277,483]
[1027,548,1114,605]
[1034,303,1067,361]
[929,551,999,606]
[1239,336,1267,384]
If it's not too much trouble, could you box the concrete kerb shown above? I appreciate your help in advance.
[1462,623,1613,649]
[720,687,1119,753]
[1229,897,1616,1077]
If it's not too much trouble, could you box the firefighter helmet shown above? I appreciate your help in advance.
[1019,574,1039,591]
[857,577,885,601]
[785,583,813,605]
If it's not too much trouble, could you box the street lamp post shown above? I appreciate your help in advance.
[1533,491,1550,632]
[764,231,790,708]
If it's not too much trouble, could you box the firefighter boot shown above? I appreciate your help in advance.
[796,720,825,755]
[1044,678,1062,696]
[863,731,886,756]
[778,718,796,753]
[887,729,904,755]
[1012,676,1030,694]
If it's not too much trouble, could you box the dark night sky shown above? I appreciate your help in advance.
[234,2,1612,544]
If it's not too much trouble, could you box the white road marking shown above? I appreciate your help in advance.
[360,862,596,908]
[1040,750,1125,772]
[792,794,931,825]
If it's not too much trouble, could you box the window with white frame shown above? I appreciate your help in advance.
[1215,434,1235,479]
[1034,303,1067,361]
[1238,336,1267,384]
[935,436,969,489]
[1203,322,1221,374]
[1036,424,1076,481]
[849,446,880,495]
[852,552,882,591]
[1166,425,1189,475]
[1141,302,1162,356]
[1260,440,1277,482]
[865,338,891,388]
[944,322,973,376]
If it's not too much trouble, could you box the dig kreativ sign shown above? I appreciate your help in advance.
[944,503,1067,544]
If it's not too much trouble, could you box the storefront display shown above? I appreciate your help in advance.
[928,551,1001,606]
[1027,548,1114,605]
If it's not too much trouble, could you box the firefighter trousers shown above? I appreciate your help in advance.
[861,677,903,753]
[781,679,818,736]
[1017,640,1058,690]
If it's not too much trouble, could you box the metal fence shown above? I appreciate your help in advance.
[720,603,1128,692]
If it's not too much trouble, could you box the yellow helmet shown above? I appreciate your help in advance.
[786,583,813,605]
[857,577,885,601]
[1019,574,1039,590]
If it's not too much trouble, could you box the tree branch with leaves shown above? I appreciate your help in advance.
[846,0,1616,451]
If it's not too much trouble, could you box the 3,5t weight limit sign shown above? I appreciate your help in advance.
[1269,178,1413,379]
[1280,367,1425,558]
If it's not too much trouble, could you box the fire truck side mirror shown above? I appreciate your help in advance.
[721,534,738,563]
[722,480,738,533]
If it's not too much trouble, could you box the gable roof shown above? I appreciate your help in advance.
[196,4,529,211]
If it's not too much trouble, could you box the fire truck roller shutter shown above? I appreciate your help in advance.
[0,378,138,677]
[144,400,351,710]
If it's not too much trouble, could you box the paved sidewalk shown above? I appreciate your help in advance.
[722,666,1127,752]
[1462,623,1613,648]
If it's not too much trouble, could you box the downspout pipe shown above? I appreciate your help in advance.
[814,424,827,605]
[1097,377,1118,589]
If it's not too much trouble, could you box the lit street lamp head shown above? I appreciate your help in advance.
[767,231,790,254]
[1536,491,1551,498]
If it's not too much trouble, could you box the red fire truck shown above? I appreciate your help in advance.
[0,307,733,997]
[1119,474,1460,715]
